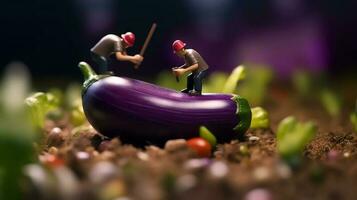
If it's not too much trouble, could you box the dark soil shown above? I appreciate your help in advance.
[23,90,357,200]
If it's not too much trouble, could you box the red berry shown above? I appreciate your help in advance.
[187,137,212,157]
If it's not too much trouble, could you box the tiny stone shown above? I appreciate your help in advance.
[176,174,197,192]
[47,127,64,147]
[239,145,249,155]
[164,139,187,152]
[76,151,90,160]
[99,140,111,152]
[327,150,339,161]
[249,136,260,142]
[48,147,58,155]
[276,162,291,179]
[244,188,272,200]
[343,152,350,158]
[209,161,228,178]
[253,167,271,182]
[89,161,119,184]
[184,158,211,170]
[137,152,149,161]
[100,151,115,160]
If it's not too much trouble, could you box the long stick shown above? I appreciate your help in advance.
[134,23,157,69]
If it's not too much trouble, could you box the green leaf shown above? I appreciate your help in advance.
[292,70,313,97]
[222,65,246,94]
[250,107,269,129]
[25,92,60,129]
[199,126,217,147]
[276,116,317,163]
[277,116,297,141]
[320,89,342,117]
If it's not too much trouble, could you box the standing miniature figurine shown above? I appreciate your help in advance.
[90,32,143,74]
[172,40,209,95]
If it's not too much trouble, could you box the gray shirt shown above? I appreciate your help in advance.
[91,34,125,57]
[183,49,209,74]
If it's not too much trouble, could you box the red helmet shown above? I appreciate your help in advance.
[172,40,186,53]
[121,32,135,47]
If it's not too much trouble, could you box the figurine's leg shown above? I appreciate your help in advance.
[181,73,194,93]
[193,70,208,94]
[91,52,108,74]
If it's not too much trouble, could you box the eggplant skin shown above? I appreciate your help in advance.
[82,76,251,146]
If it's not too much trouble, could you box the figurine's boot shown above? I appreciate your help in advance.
[181,88,190,93]
[189,90,201,96]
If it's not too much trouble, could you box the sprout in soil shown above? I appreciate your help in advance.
[25,92,60,129]
[0,62,37,200]
[199,126,217,147]
[235,65,273,106]
[320,89,342,117]
[250,107,270,129]
[292,70,314,98]
[276,116,317,166]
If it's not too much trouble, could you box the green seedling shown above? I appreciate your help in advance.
[25,92,60,129]
[292,70,313,98]
[222,65,246,94]
[276,116,317,165]
[0,62,37,200]
[250,107,270,129]
[203,72,228,93]
[237,66,273,106]
[199,126,217,147]
[320,89,342,117]
[66,84,86,126]
[350,100,357,132]
[156,71,186,90]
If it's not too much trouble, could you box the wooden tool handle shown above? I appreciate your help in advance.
[134,23,157,69]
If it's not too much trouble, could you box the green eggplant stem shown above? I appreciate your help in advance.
[78,62,109,93]
[79,62,97,82]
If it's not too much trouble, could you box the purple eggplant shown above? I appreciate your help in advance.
[79,62,251,145]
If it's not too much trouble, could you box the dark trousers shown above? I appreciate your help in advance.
[91,52,108,74]
[185,70,208,93]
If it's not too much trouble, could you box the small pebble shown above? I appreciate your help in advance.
[244,188,272,200]
[76,151,90,160]
[48,147,58,155]
[164,139,187,152]
[184,158,211,170]
[253,167,271,182]
[209,161,228,178]
[137,152,149,161]
[276,162,291,179]
[99,140,111,152]
[327,149,340,161]
[249,136,260,142]
[343,152,350,158]
[176,174,197,192]
[89,161,119,184]
[239,145,249,156]
[47,127,64,147]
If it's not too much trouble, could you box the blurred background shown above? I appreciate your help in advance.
[0,0,356,86]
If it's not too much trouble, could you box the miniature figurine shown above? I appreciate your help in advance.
[90,32,143,74]
[171,40,209,95]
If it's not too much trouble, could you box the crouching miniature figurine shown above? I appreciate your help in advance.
[172,40,209,95]
[90,32,143,74]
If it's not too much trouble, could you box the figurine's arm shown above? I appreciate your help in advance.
[173,63,198,76]
[184,63,198,72]
[177,64,187,69]
[116,52,143,64]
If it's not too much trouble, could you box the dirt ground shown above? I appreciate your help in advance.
[24,86,357,200]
